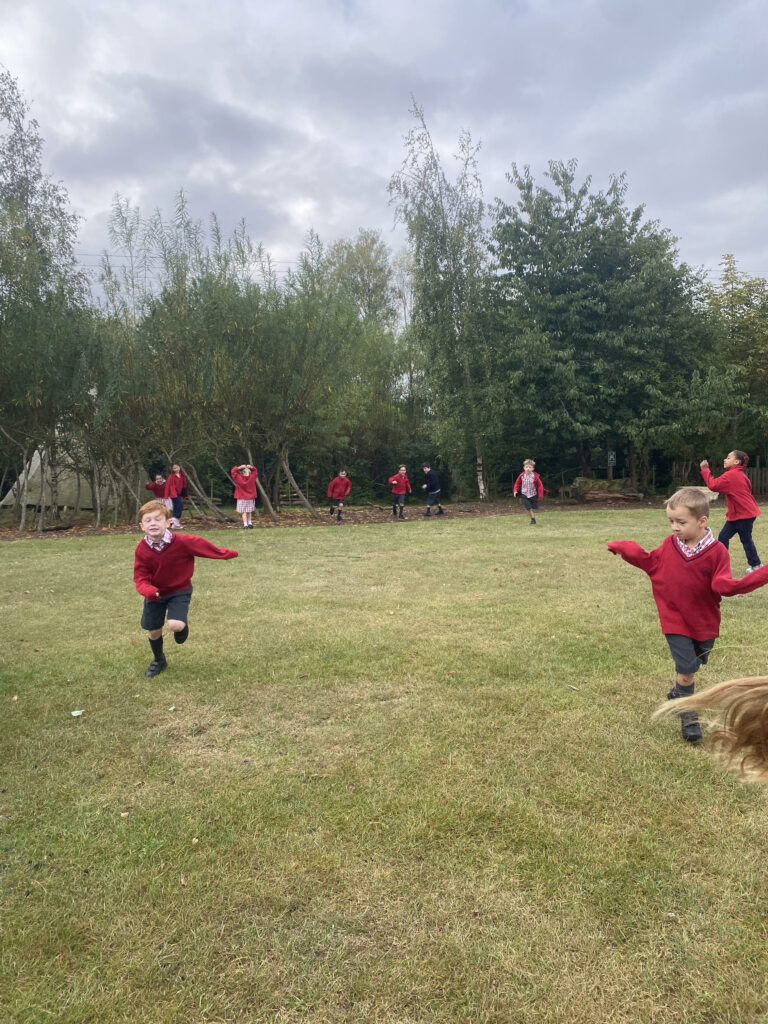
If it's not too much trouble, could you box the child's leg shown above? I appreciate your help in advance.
[166,590,192,645]
[241,511,249,527]
[717,520,738,549]
[734,518,761,568]
[664,635,715,741]
[141,598,169,677]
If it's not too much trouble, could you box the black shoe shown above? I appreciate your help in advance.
[329,508,334,516]
[436,508,444,515]
[680,710,702,743]
[424,510,431,516]
[174,625,189,645]
[336,514,342,522]
[530,518,536,525]
[145,656,167,678]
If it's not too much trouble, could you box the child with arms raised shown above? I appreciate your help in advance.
[608,487,768,742]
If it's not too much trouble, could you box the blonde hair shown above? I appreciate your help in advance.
[524,459,535,468]
[653,677,768,782]
[665,486,709,520]
[139,500,172,520]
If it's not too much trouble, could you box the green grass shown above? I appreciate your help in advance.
[2,508,768,1023]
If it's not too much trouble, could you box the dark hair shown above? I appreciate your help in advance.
[422,463,431,470]
[733,450,749,467]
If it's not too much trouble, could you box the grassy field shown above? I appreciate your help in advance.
[2,507,768,1024]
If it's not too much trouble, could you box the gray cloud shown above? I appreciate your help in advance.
[2,0,767,285]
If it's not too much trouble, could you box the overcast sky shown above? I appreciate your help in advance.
[1,0,767,286]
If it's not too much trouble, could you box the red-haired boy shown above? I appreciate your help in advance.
[134,501,238,677]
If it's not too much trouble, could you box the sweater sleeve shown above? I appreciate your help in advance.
[133,547,161,599]
[184,535,239,560]
[712,560,768,597]
[700,467,728,493]
[607,540,655,573]
[512,473,522,495]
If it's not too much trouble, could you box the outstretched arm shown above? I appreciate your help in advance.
[714,563,768,597]
[607,540,655,573]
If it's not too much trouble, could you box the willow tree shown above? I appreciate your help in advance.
[389,104,497,500]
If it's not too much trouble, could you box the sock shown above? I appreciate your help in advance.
[174,624,189,645]
[669,681,694,700]
[149,636,164,660]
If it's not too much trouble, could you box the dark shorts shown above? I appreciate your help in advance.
[171,497,184,518]
[522,495,539,512]
[392,493,406,505]
[330,498,345,509]
[141,587,192,631]
[426,489,442,507]
[665,634,715,675]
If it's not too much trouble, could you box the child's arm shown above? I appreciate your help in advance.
[133,551,161,599]
[713,560,768,597]
[184,536,239,560]
[699,463,727,492]
[607,540,655,573]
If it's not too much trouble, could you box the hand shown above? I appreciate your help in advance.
[422,484,427,490]
[607,543,619,555]
[700,459,709,470]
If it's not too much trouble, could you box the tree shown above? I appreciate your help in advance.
[0,67,89,530]
[389,103,500,499]
[492,160,715,484]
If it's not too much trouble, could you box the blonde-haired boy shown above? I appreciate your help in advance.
[133,501,238,677]
[512,459,546,524]
[608,487,768,741]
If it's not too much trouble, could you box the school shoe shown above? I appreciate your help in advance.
[436,508,444,515]
[530,518,536,525]
[424,509,431,516]
[746,564,762,573]
[145,656,168,678]
[679,710,702,743]
[174,625,189,645]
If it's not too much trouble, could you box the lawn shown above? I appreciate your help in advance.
[2,508,768,1024]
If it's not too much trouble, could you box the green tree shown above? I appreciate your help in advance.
[492,160,714,485]
[389,104,501,499]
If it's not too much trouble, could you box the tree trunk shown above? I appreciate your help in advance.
[578,445,592,477]
[49,440,60,520]
[474,440,488,501]
[184,461,232,522]
[628,443,638,491]
[18,446,30,534]
[37,447,46,533]
[92,463,103,528]
[281,454,321,518]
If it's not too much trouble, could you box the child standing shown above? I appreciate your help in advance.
[232,464,258,529]
[145,472,173,514]
[513,459,546,525]
[388,465,412,519]
[133,500,238,677]
[700,450,762,572]
[421,463,444,516]
[164,463,188,529]
[608,487,768,742]
[327,469,351,522]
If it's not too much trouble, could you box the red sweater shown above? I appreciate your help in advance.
[700,464,761,521]
[513,471,546,497]
[328,475,351,500]
[231,466,258,500]
[145,480,166,499]
[164,471,188,500]
[134,533,238,599]
[388,473,412,495]
[608,535,768,639]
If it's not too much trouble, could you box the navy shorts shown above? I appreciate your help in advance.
[521,495,539,512]
[426,490,441,507]
[141,587,192,631]
[665,634,715,675]
[392,493,406,505]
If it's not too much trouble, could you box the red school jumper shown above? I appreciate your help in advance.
[700,464,761,521]
[145,480,166,499]
[231,466,258,500]
[328,475,352,500]
[134,533,238,600]
[512,471,546,498]
[608,536,768,639]
[388,473,412,495]
[164,471,188,500]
